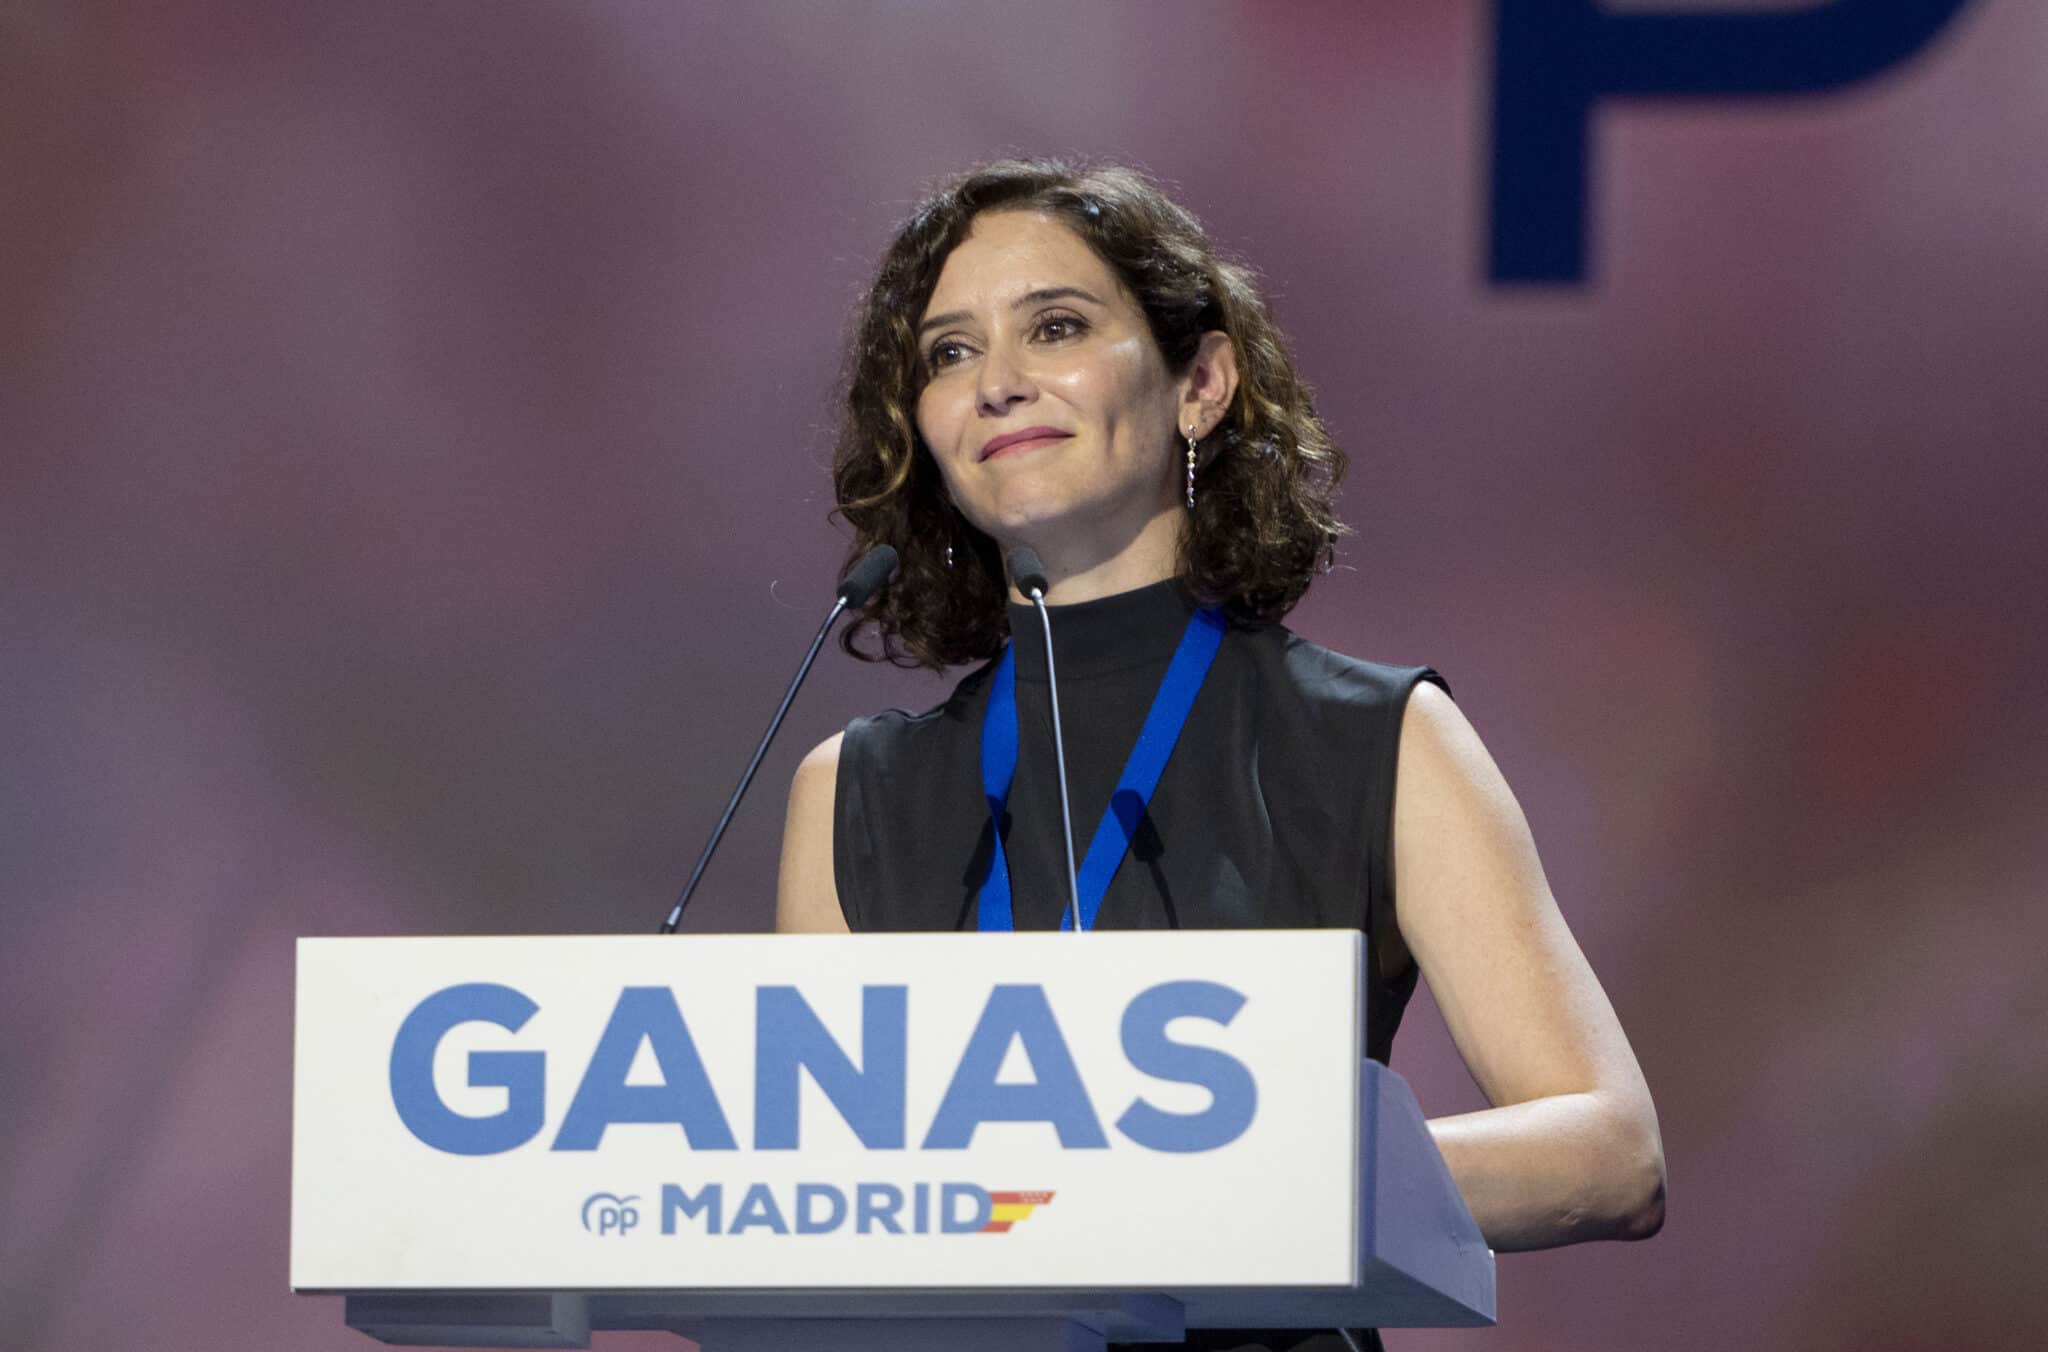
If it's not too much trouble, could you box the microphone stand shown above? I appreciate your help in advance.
[1007,547,1084,934]
[658,546,897,933]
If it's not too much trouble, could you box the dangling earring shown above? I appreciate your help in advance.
[1184,428,1199,510]
[945,542,955,569]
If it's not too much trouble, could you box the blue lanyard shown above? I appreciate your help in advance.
[977,606,1227,931]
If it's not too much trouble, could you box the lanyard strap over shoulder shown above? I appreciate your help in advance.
[977,606,1226,932]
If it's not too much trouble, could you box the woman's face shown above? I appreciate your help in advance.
[913,211,1188,555]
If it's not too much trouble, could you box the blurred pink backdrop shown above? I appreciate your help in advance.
[4,3,2045,1349]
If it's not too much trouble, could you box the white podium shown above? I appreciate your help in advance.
[292,931,1493,1348]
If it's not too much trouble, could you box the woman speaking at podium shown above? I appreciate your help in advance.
[775,160,1664,1350]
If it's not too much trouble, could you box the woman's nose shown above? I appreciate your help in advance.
[976,345,1036,416]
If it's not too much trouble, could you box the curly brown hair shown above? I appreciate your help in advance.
[832,158,1347,670]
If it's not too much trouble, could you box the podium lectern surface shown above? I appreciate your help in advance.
[294,932,1492,1346]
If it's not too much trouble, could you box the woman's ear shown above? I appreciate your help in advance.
[1178,331,1240,436]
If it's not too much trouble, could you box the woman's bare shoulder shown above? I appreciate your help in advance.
[775,733,849,933]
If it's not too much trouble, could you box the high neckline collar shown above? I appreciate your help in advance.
[1007,577,1202,682]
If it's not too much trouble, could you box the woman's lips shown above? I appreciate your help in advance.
[979,428,1071,461]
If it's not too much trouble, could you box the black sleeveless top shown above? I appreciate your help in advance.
[833,577,1447,1066]
[835,580,1445,1352]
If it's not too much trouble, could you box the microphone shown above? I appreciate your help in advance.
[1009,550,1050,599]
[1006,546,1083,933]
[836,544,898,607]
[658,545,899,933]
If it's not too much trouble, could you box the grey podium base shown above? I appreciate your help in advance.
[345,1292,590,1348]
[685,1315,1132,1351]
[346,1291,1182,1349]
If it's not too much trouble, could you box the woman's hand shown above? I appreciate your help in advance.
[1394,683,1666,1250]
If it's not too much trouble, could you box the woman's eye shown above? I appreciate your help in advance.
[1035,313,1087,342]
[926,339,969,370]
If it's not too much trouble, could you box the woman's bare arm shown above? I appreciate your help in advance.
[775,733,851,934]
[1394,683,1666,1250]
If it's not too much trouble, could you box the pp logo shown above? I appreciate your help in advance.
[581,1191,641,1236]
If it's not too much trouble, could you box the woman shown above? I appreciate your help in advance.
[776,160,1664,1349]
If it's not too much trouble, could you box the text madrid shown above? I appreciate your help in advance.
[588,1182,1014,1237]
[388,979,1259,1156]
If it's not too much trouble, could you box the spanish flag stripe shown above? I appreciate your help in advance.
[989,1191,1055,1205]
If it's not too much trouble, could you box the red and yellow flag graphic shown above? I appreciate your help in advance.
[980,1190,1055,1234]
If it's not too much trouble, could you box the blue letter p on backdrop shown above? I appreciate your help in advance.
[1490,0,1974,283]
